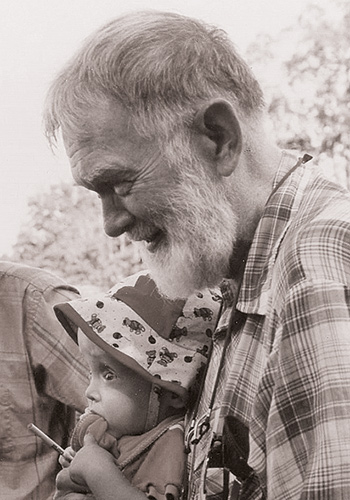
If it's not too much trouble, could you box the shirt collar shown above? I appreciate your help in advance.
[231,150,312,316]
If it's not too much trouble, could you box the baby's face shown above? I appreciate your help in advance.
[78,330,151,438]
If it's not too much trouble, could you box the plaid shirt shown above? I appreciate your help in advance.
[0,262,89,500]
[186,151,350,499]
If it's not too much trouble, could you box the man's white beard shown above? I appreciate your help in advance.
[138,169,238,300]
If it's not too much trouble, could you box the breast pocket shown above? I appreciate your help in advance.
[0,358,36,461]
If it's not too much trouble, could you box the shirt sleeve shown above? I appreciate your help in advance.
[26,282,89,413]
[265,280,350,499]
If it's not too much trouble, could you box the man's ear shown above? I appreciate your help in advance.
[192,99,242,176]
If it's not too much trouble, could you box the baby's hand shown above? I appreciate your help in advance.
[59,446,76,468]
[54,467,91,499]
[68,434,116,488]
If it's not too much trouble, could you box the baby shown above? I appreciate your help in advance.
[54,271,221,500]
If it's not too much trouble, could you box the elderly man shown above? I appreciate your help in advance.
[44,11,350,500]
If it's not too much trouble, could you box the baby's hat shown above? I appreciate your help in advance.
[54,271,222,398]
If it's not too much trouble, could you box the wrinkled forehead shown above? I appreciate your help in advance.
[61,104,165,189]
[61,109,132,182]
[61,98,134,150]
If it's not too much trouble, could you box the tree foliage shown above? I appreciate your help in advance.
[246,0,350,188]
[9,182,144,291]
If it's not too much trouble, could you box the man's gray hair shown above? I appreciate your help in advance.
[44,10,265,144]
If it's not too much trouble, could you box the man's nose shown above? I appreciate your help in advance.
[100,194,135,237]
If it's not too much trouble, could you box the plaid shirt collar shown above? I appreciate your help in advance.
[221,151,313,319]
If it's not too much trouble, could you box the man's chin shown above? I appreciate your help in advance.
[149,270,197,300]
[141,248,224,300]
[139,245,194,299]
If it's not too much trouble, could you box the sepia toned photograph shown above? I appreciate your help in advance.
[1,1,349,499]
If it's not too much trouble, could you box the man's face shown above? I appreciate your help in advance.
[63,101,237,299]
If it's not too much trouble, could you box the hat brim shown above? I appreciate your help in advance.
[54,302,188,399]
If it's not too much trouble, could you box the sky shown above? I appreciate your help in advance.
[0,0,321,254]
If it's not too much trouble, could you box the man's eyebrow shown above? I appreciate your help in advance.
[82,167,132,189]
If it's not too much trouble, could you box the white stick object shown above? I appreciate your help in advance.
[28,423,65,455]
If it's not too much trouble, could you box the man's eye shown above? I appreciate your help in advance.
[113,182,133,197]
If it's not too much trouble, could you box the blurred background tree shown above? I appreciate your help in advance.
[9,183,144,292]
[247,0,350,188]
[3,0,350,289]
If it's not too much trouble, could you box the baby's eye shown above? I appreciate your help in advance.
[113,181,133,197]
[103,371,117,381]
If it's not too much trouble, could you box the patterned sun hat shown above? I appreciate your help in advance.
[54,271,222,398]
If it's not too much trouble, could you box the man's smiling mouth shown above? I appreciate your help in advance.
[127,225,166,253]
[145,229,165,253]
